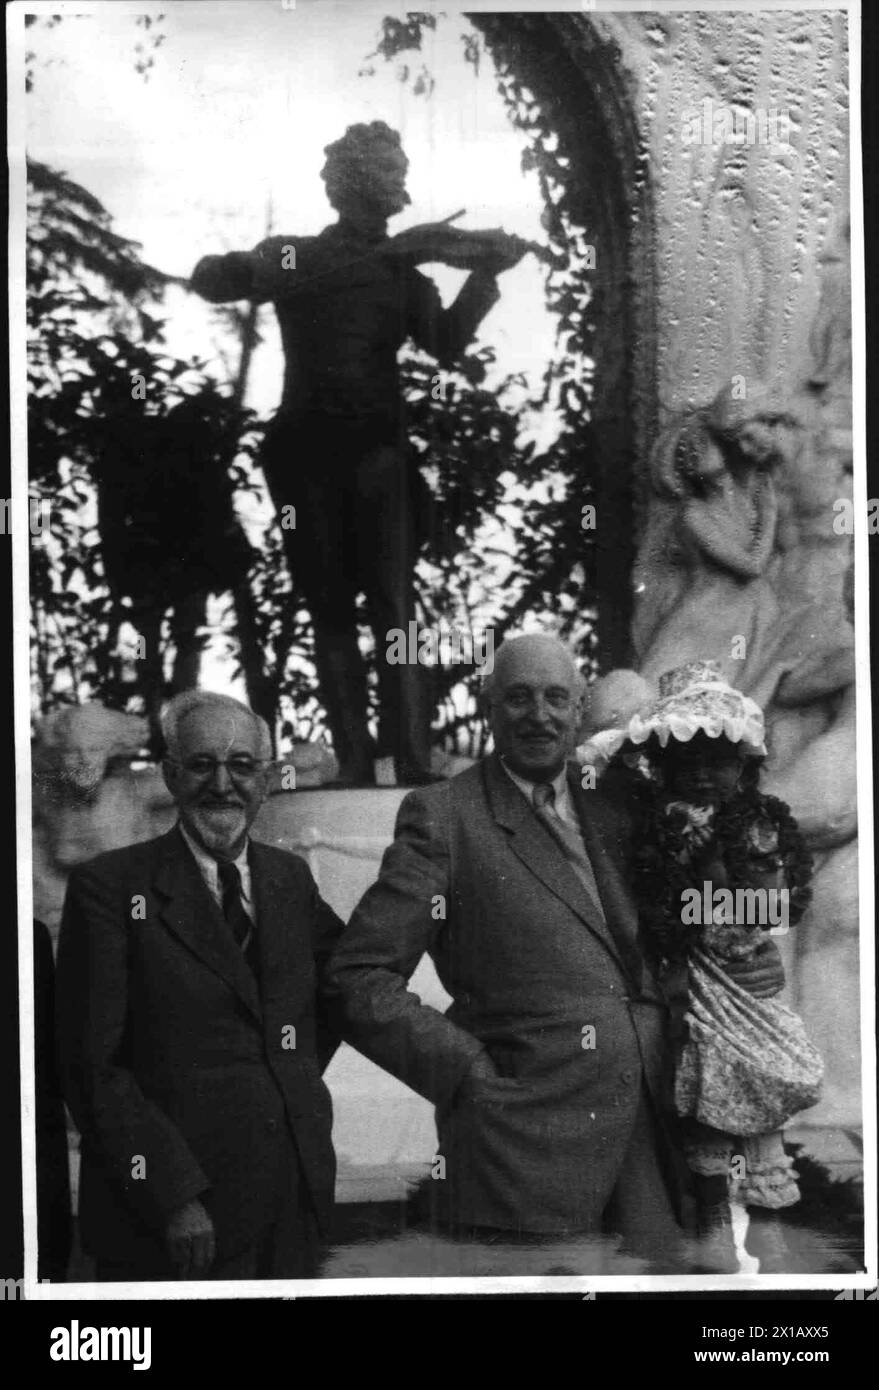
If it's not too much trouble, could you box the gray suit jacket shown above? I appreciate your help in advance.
[328,754,674,1232]
[56,826,344,1264]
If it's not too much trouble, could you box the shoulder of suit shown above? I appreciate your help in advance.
[399,761,486,810]
[68,830,176,882]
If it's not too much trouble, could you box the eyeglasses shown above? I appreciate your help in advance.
[169,756,269,782]
[501,689,576,711]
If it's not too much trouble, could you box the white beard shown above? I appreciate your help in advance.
[185,806,248,858]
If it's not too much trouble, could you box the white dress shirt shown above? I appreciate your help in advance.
[500,758,577,829]
[179,823,256,924]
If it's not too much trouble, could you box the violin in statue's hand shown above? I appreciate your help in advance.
[384,212,548,275]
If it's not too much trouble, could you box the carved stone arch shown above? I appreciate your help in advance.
[473,12,657,668]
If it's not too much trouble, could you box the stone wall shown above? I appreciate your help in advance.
[591,8,851,417]
[577,9,858,1133]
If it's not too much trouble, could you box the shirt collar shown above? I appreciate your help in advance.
[179,822,252,901]
[500,757,570,809]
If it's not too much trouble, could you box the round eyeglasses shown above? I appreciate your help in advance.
[169,756,269,782]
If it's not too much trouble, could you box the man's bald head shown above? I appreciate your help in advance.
[483,634,586,782]
[483,634,586,703]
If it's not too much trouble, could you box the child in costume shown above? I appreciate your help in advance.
[583,660,823,1272]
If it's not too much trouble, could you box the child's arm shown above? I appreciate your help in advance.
[724,938,786,996]
[745,804,789,894]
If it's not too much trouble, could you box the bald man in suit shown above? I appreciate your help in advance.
[328,636,785,1267]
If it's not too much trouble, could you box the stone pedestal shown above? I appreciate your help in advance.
[255,787,450,1198]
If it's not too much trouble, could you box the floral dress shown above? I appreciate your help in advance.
[662,801,824,1209]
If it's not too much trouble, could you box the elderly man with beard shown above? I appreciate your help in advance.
[56,691,344,1282]
[327,634,786,1269]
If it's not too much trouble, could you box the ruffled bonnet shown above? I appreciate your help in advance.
[581,659,767,769]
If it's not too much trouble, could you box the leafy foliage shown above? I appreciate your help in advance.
[399,345,593,754]
[24,15,63,94]
[133,13,167,81]
[362,12,605,750]
[26,160,302,737]
[28,12,617,760]
[25,13,166,92]
[359,12,438,95]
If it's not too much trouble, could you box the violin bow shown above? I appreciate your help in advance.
[167,209,550,297]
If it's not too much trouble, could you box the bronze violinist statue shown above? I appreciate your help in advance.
[191,121,535,785]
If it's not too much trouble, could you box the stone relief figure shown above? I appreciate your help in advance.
[808,217,852,405]
[632,381,803,709]
[758,218,855,849]
[631,215,856,1056]
[31,705,174,935]
[765,564,856,848]
[32,704,149,809]
[633,383,854,842]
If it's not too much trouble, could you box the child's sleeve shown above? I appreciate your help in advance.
[755,793,814,923]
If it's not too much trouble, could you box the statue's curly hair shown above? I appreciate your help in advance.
[320,122,407,210]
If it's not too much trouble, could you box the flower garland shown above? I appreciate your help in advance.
[619,757,814,964]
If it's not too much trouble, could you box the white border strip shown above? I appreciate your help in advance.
[9,0,875,1299]
[9,0,38,1299]
[847,0,877,1291]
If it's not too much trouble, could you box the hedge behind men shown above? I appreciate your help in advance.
[56,692,344,1280]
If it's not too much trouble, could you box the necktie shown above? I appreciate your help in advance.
[532,783,607,921]
[532,782,643,990]
[217,859,255,963]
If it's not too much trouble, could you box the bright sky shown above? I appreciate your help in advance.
[26,0,557,417]
[25,1,568,722]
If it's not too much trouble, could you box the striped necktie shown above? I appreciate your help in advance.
[532,782,642,989]
[532,782,607,920]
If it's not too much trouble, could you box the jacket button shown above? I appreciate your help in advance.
[620,1069,634,1084]
[266,1118,279,1132]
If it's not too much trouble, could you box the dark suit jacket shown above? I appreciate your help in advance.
[55,826,344,1265]
[327,754,674,1233]
[34,920,72,1282]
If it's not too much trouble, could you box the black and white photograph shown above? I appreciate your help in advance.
[7,0,876,1305]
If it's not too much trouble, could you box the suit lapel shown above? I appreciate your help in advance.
[154,826,262,1023]
[483,754,630,976]
[569,770,645,992]
[248,840,310,1020]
